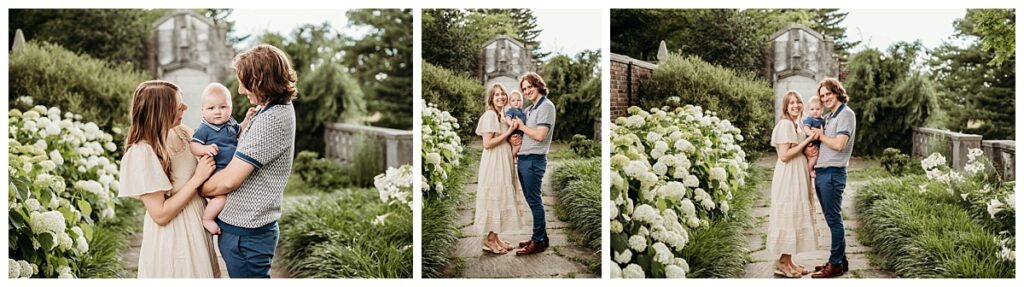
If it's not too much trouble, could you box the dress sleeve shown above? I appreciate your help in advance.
[475,110,501,136]
[117,143,173,197]
[770,120,799,147]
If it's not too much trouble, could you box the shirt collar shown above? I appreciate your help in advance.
[528,96,547,112]
[827,103,846,120]
[200,117,238,132]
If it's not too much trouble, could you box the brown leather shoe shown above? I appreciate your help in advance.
[516,240,546,255]
[811,263,845,278]
[518,240,532,248]
[814,257,849,272]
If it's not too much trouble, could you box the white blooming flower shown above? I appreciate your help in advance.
[611,265,622,278]
[9,259,19,278]
[628,235,648,252]
[710,167,728,182]
[623,264,645,278]
[25,198,42,212]
[614,249,633,264]
[29,210,66,237]
[665,264,687,278]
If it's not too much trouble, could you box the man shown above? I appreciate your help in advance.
[513,72,556,256]
[202,44,297,278]
[810,77,856,278]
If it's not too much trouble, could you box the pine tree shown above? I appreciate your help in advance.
[809,9,860,58]
[343,9,414,129]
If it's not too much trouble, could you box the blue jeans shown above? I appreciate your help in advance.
[517,154,548,243]
[217,219,279,278]
[814,167,847,265]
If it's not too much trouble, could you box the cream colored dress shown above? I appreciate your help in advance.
[767,119,821,255]
[118,125,220,278]
[472,110,528,235]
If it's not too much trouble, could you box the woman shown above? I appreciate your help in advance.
[473,83,528,254]
[118,80,220,278]
[767,90,821,278]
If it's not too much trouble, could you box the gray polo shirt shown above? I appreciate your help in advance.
[816,103,856,168]
[220,103,296,228]
[519,96,556,155]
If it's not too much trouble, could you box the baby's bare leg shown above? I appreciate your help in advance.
[808,155,818,178]
[203,195,227,234]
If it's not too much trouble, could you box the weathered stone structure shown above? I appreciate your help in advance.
[151,10,234,129]
[768,24,840,120]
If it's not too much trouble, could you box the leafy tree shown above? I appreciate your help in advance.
[422,9,479,76]
[957,9,1016,66]
[612,9,857,78]
[845,42,938,155]
[9,9,155,69]
[343,9,413,129]
[928,9,1015,140]
[542,50,601,140]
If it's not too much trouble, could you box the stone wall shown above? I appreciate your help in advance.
[610,53,656,120]
[982,140,1016,181]
[324,123,413,169]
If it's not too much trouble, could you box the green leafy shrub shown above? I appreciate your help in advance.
[856,176,1014,278]
[880,147,922,176]
[277,189,412,278]
[422,62,483,142]
[639,53,773,154]
[569,134,600,158]
[421,149,474,278]
[551,158,602,251]
[9,41,149,144]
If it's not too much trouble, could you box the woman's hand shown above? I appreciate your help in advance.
[193,155,216,182]
[510,134,523,146]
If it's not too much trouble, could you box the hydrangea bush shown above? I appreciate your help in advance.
[372,164,413,225]
[610,105,749,278]
[421,102,463,199]
[921,150,1015,262]
[8,104,121,278]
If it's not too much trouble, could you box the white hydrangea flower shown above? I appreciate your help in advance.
[709,167,728,182]
[623,264,645,278]
[628,235,648,252]
[610,265,622,278]
[29,210,66,237]
[25,198,42,212]
[9,259,19,278]
[611,220,623,233]
[614,249,633,264]
[665,264,687,278]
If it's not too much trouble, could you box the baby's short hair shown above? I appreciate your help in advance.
[808,95,822,107]
[509,90,524,100]
[202,83,232,106]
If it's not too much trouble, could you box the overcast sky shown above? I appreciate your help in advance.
[532,9,604,60]
[842,9,968,52]
[226,9,365,49]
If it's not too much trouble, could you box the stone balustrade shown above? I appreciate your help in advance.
[324,123,413,169]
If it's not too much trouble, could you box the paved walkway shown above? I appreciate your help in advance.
[742,156,896,278]
[451,144,597,278]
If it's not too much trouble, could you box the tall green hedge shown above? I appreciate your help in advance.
[9,41,149,142]
[639,54,774,154]
[422,61,484,142]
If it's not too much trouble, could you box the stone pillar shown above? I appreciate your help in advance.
[983,140,1015,181]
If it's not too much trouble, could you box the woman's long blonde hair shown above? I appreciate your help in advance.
[125,80,181,182]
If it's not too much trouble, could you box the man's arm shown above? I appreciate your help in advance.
[818,131,849,151]
[517,121,549,142]
[201,157,255,197]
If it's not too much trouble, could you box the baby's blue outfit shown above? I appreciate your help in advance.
[505,107,527,136]
[803,116,825,146]
[191,117,240,171]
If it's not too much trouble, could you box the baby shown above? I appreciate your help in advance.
[801,95,825,178]
[504,90,527,163]
[189,83,256,234]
